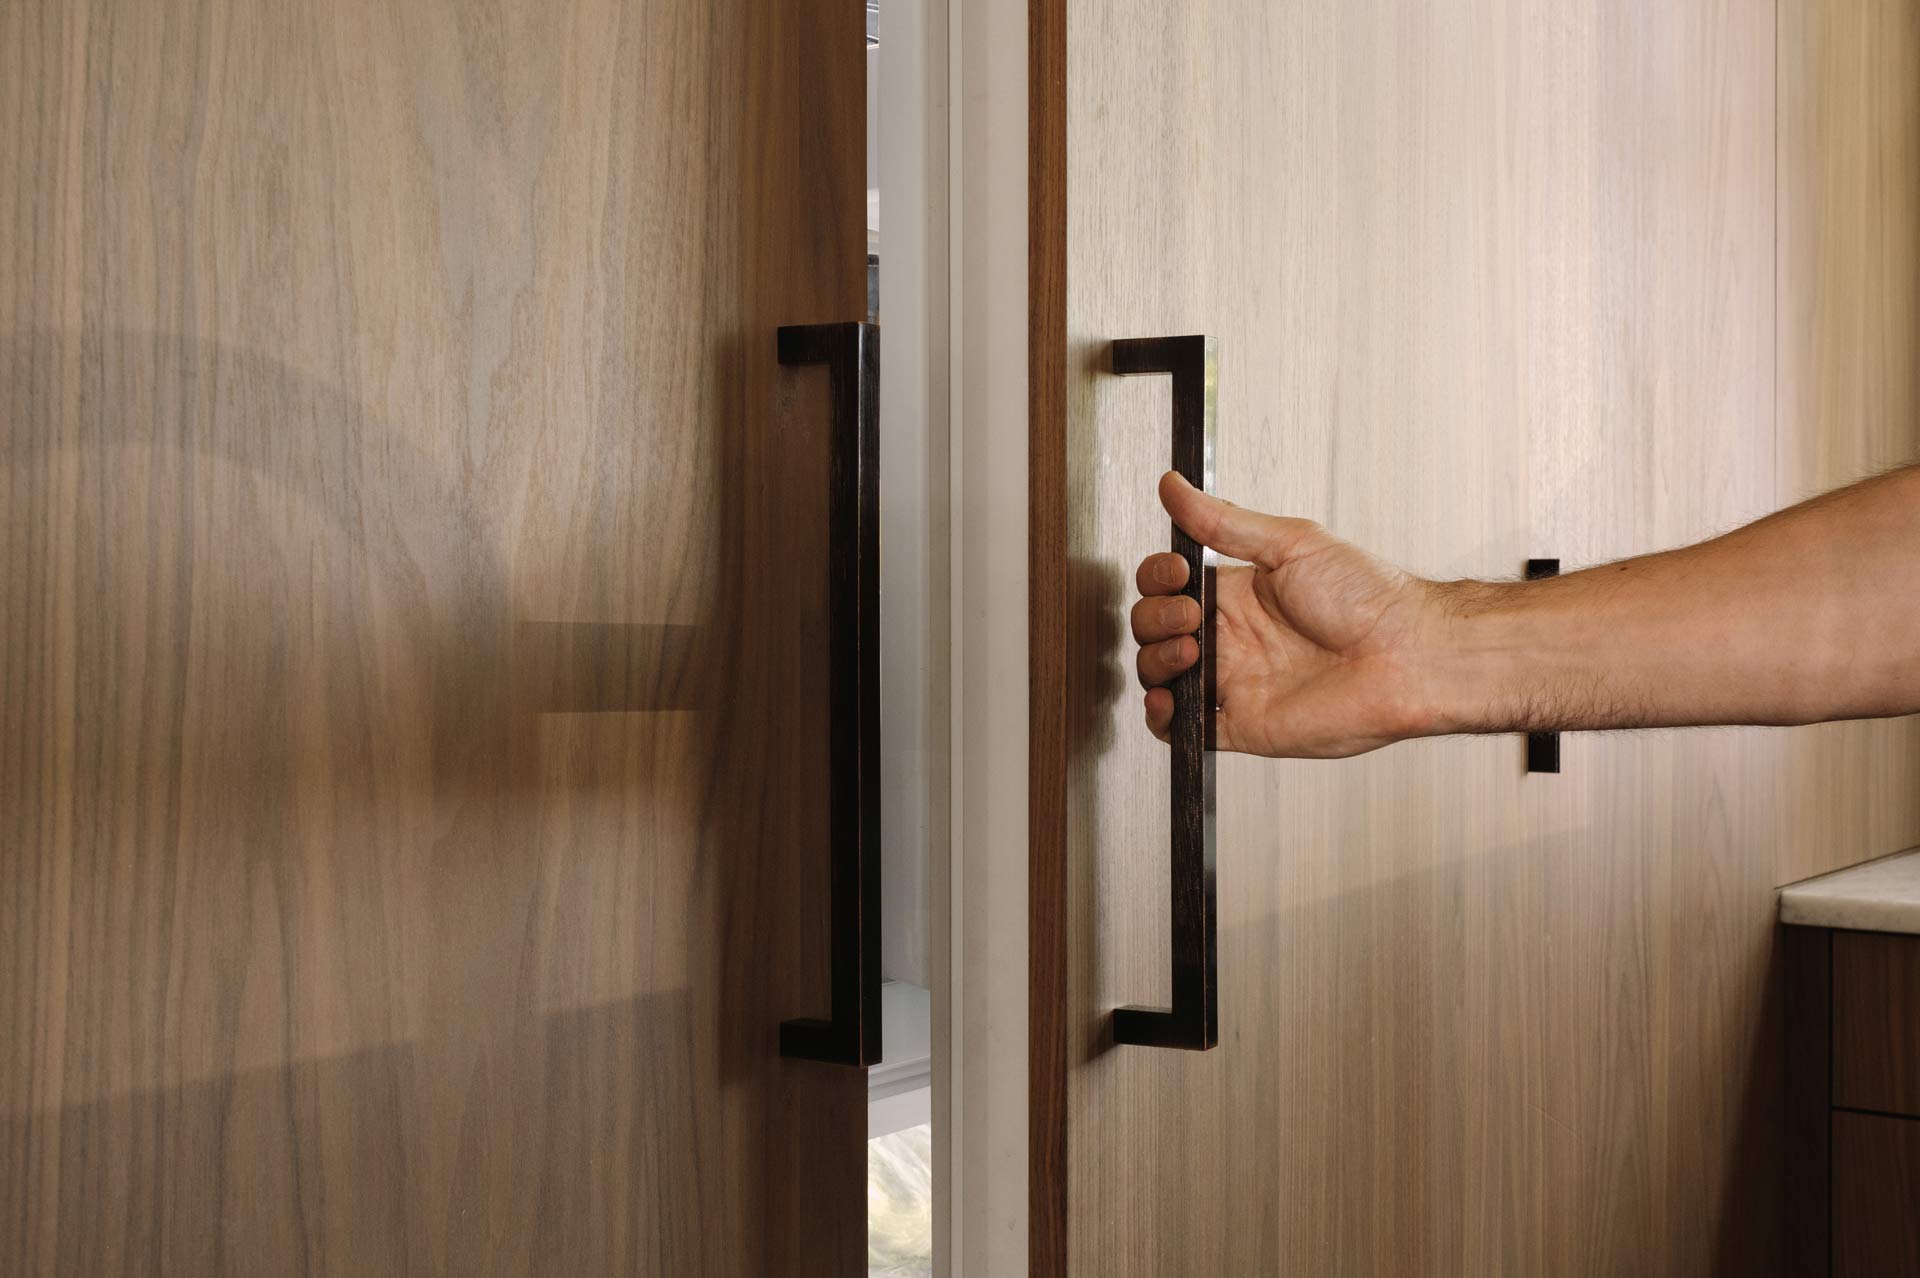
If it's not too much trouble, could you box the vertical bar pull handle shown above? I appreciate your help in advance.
[1524,558,1561,774]
[1109,335,1219,1052]
[776,321,881,1067]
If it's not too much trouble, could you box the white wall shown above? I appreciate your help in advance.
[947,0,1029,1266]
[878,0,934,991]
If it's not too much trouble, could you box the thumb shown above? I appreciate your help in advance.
[1157,472,1321,570]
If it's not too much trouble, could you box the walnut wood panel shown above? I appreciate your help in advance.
[1833,930,1920,1118]
[1027,0,1071,1263]
[1784,927,1833,1278]
[0,0,865,1273]
[1832,1110,1920,1276]
[1776,0,1920,887]
[1030,0,1919,1273]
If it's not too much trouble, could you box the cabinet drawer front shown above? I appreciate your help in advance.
[1833,1111,1920,1275]
[1834,931,1920,1117]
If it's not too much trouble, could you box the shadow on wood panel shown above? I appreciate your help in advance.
[0,989,751,1275]
[1065,554,1125,1064]
[0,329,852,1275]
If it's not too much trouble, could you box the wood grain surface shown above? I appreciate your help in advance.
[1784,925,1832,1277]
[0,0,865,1273]
[1833,930,1920,1118]
[1832,1110,1920,1276]
[1027,0,1071,1265]
[1030,0,1920,1273]
[1776,0,1920,887]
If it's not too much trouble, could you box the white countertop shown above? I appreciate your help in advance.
[1780,847,1920,934]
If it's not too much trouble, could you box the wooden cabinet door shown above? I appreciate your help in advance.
[0,1,866,1273]
[1030,2,1919,1274]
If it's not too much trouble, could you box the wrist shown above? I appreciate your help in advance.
[1408,578,1541,737]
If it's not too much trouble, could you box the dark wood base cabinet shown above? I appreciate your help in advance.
[1788,926,1920,1276]
[1834,1111,1920,1274]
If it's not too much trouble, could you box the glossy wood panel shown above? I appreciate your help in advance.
[0,0,865,1272]
[1033,0,1920,1273]
[1833,930,1920,1118]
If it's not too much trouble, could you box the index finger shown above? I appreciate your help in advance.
[1135,552,1190,597]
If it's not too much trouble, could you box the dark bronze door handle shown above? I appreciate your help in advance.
[1110,335,1219,1052]
[1525,558,1561,773]
[776,321,881,1067]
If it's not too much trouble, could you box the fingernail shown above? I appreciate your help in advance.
[1161,599,1188,628]
[1155,558,1181,585]
[1162,638,1187,662]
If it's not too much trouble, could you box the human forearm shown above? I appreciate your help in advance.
[1419,466,1920,736]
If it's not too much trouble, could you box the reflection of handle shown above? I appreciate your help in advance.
[776,322,881,1067]
[1110,336,1218,1052]
[1524,558,1561,774]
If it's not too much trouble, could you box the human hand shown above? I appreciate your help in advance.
[1132,473,1447,758]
